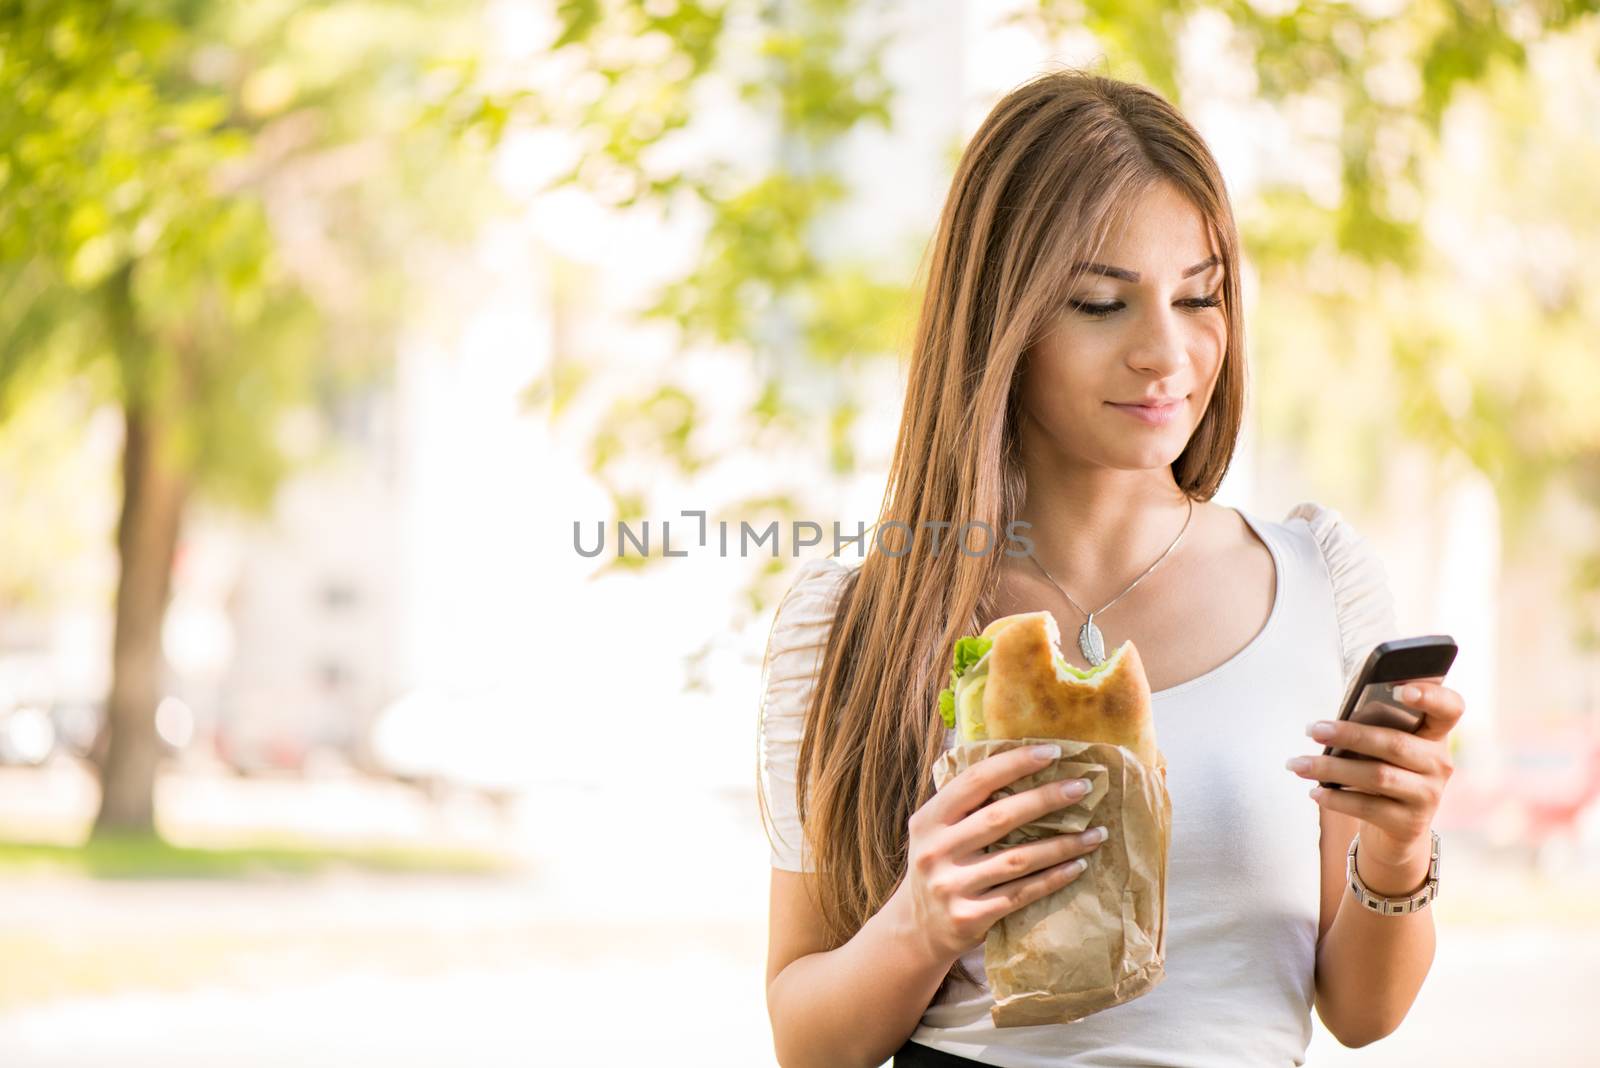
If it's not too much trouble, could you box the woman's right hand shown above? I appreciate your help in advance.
[896,743,1105,966]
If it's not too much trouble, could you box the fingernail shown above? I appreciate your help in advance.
[1306,721,1334,741]
[1060,777,1091,799]
[1032,744,1061,759]
[1086,825,1108,844]
[1285,756,1312,773]
[1399,685,1421,703]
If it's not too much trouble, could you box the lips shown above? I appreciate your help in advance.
[1106,396,1185,426]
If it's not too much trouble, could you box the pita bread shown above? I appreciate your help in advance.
[978,610,1160,769]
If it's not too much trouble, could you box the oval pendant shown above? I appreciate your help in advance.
[1078,619,1105,666]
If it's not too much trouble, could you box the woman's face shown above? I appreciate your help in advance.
[1019,180,1227,472]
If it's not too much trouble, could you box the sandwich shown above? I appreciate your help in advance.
[937,610,1160,770]
[932,610,1171,1026]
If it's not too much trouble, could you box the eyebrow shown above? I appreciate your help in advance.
[1071,254,1221,283]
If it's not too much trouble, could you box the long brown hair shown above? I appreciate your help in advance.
[759,69,1246,993]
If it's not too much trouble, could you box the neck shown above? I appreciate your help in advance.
[1013,448,1195,604]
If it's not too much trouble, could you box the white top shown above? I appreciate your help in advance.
[757,502,1400,1068]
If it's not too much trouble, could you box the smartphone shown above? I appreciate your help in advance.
[1318,635,1458,791]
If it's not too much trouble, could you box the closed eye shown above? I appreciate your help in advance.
[1067,291,1223,319]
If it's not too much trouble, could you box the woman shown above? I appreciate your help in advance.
[758,70,1464,1067]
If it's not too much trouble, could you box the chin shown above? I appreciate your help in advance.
[1107,438,1192,468]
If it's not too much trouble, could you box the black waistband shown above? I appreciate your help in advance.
[892,1038,993,1067]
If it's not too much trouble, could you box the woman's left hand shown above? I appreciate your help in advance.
[1286,678,1464,866]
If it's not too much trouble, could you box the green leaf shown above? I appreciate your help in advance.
[950,635,992,682]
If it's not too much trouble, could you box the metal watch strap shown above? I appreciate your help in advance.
[1346,829,1440,915]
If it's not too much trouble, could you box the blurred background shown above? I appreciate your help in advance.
[1,1,1597,1065]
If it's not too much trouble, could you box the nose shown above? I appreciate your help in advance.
[1124,301,1192,378]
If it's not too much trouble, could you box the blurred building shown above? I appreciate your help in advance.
[209,387,405,773]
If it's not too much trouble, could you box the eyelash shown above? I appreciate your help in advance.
[1068,292,1223,318]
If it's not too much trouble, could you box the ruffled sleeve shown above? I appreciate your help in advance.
[1285,500,1401,692]
[758,556,852,872]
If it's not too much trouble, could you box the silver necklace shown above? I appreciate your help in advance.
[1027,496,1195,666]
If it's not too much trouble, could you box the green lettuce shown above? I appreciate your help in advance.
[936,635,993,730]
[1053,649,1119,679]
[952,635,992,680]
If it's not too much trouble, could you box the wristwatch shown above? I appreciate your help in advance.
[1346,829,1441,915]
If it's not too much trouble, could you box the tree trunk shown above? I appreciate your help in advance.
[91,402,187,836]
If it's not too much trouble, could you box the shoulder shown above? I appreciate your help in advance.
[776,555,853,618]
[762,556,855,675]
[1282,500,1398,682]
[769,556,853,640]
[1282,500,1389,590]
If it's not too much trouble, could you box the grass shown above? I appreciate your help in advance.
[0,831,517,879]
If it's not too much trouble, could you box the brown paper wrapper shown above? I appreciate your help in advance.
[932,738,1172,1028]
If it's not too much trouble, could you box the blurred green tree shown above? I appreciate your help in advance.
[0,0,494,834]
[442,0,912,602]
